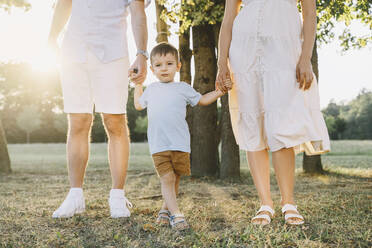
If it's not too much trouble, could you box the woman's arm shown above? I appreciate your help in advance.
[129,0,148,85]
[297,0,317,90]
[216,0,241,92]
[48,0,72,46]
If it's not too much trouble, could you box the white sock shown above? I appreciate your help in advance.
[110,189,124,198]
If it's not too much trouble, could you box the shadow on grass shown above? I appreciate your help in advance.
[298,169,371,181]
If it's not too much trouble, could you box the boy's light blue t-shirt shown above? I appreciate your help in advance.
[139,82,202,155]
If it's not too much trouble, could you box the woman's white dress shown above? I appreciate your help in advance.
[229,0,330,154]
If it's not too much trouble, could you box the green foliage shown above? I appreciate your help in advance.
[53,113,68,135]
[161,0,225,33]
[16,104,41,134]
[322,89,372,140]
[0,0,30,12]
[162,0,371,50]
[134,116,148,135]
[317,0,372,50]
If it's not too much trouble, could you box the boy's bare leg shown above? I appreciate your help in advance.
[160,171,180,215]
[160,173,180,211]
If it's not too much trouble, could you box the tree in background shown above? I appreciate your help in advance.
[54,113,68,135]
[134,116,148,141]
[0,0,30,173]
[304,0,372,173]
[16,105,42,143]
[324,90,372,140]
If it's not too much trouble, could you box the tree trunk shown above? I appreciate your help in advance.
[179,26,192,85]
[212,24,240,179]
[26,131,30,144]
[220,94,240,178]
[155,0,168,43]
[0,118,11,173]
[190,24,219,177]
[303,40,324,173]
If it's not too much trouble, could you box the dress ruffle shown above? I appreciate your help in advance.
[229,70,330,155]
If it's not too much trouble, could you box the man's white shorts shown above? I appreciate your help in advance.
[60,50,129,114]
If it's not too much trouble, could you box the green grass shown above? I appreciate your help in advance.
[1,141,371,247]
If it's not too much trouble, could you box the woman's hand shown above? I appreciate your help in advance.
[216,59,232,93]
[296,56,314,90]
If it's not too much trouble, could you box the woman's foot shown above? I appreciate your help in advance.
[156,209,170,225]
[170,214,189,231]
[251,205,275,226]
[281,204,304,225]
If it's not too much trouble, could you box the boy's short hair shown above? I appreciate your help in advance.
[150,42,179,64]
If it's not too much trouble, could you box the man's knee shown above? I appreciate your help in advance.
[68,114,93,135]
[102,114,127,137]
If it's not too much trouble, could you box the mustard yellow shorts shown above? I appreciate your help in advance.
[152,151,191,177]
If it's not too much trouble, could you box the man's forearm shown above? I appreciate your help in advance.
[48,0,72,42]
[130,1,148,53]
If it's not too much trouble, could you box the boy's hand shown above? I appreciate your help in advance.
[223,78,233,90]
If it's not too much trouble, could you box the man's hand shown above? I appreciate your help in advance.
[128,55,147,85]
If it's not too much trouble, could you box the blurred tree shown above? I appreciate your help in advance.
[16,105,42,143]
[155,0,169,43]
[54,113,68,135]
[0,0,31,173]
[134,116,148,141]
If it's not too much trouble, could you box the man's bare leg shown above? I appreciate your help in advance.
[53,113,93,218]
[102,114,131,218]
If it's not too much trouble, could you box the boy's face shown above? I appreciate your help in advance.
[150,53,181,83]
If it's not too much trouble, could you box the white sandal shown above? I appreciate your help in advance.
[169,213,189,231]
[281,204,305,225]
[251,205,275,225]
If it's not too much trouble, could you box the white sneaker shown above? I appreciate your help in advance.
[109,189,132,218]
[52,188,85,218]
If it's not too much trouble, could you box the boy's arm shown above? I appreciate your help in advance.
[198,89,225,106]
[134,84,144,111]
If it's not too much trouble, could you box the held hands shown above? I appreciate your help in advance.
[128,55,147,85]
[296,56,314,90]
[216,60,233,93]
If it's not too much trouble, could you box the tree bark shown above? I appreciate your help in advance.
[179,26,192,85]
[190,24,219,177]
[303,40,324,173]
[155,0,168,43]
[0,118,11,173]
[212,24,240,179]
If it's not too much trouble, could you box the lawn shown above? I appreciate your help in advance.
[0,141,371,247]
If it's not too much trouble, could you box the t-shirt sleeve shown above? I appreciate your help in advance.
[138,87,149,109]
[126,0,151,8]
[182,83,202,107]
